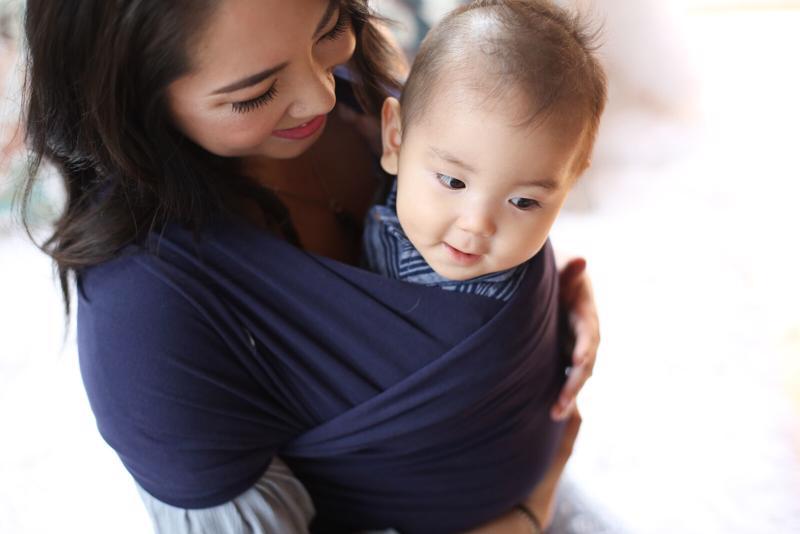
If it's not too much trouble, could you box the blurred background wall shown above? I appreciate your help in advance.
[1,1,798,533]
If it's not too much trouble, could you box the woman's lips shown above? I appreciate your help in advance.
[443,242,482,266]
[272,115,327,140]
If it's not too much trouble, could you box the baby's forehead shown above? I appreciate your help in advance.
[403,57,505,112]
[398,0,606,176]
[403,41,587,132]
[412,72,583,137]
[407,80,590,181]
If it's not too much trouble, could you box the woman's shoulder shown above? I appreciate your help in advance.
[76,236,295,509]
[137,457,315,533]
[75,229,252,414]
[77,218,248,317]
[76,243,215,360]
[78,245,168,306]
[75,225,254,374]
[76,243,229,405]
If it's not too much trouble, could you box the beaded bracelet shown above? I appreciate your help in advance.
[514,503,544,534]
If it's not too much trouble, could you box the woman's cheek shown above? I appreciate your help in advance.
[214,113,282,155]
[339,26,357,58]
[342,32,357,63]
[324,29,356,68]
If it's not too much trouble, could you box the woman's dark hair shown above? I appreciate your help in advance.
[20,0,402,315]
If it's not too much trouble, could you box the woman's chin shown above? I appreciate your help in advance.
[259,126,326,160]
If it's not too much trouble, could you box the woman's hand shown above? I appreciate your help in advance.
[463,409,582,533]
[552,258,600,421]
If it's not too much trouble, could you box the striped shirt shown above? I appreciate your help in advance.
[363,183,527,301]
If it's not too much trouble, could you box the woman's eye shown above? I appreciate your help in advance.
[436,173,466,190]
[320,10,350,42]
[231,82,278,114]
[509,197,541,210]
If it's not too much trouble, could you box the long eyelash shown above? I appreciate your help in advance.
[231,83,278,114]
[436,173,465,189]
[511,198,542,210]
[323,10,350,41]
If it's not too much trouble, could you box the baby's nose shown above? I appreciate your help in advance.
[457,210,496,238]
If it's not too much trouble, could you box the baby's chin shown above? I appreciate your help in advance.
[423,253,499,282]
[423,245,532,282]
[431,267,482,282]
[413,239,506,281]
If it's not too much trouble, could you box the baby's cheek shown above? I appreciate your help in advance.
[517,220,553,259]
[395,195,420,240]
[398,191,443,241]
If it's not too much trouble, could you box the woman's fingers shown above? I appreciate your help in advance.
[542,407,582,483]
[558,257,587,306]
[554,407,582,464]
[551,362,590,421]
[553,258,599,421]
[552,321,598,420]
[551,395,576,422]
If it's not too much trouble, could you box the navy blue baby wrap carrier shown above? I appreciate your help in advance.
[77,216,568,533]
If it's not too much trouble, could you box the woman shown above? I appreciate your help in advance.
[22,0,599,532]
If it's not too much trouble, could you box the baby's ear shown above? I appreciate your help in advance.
[380,97,402,175]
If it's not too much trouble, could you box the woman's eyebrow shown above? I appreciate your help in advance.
[208,3,337,97]
[210,62,288,95]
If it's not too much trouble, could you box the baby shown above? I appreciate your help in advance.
[363,0,607,300]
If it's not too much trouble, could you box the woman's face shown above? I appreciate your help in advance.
[167,0,356,160]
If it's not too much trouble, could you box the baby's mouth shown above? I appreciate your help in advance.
[443,242,483,265]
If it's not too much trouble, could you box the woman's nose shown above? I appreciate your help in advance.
[287,66,336,120]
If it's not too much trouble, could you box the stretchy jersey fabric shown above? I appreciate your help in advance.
[78,214,567,533]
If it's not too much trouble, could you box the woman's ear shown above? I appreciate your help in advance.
[380,97,402,175]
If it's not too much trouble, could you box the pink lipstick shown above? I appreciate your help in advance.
[272,115,327,140]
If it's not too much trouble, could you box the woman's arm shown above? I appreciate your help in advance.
[77,256,318,532]
[463,409,582,534]
[137,457,314,534]
[552,258,600,421]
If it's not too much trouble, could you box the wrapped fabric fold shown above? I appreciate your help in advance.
[82,216,567,533]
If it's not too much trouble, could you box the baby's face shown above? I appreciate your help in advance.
[382,89,587,281]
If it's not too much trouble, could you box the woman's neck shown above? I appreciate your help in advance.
[241,147,317,194]
[236,109,380,264]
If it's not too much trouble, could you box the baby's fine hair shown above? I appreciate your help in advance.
[400,0,608,173]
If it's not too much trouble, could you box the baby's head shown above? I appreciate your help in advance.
[380,0,607,281]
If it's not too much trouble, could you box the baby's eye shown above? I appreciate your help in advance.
[436,173,466,190]
[509,197,541,210]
